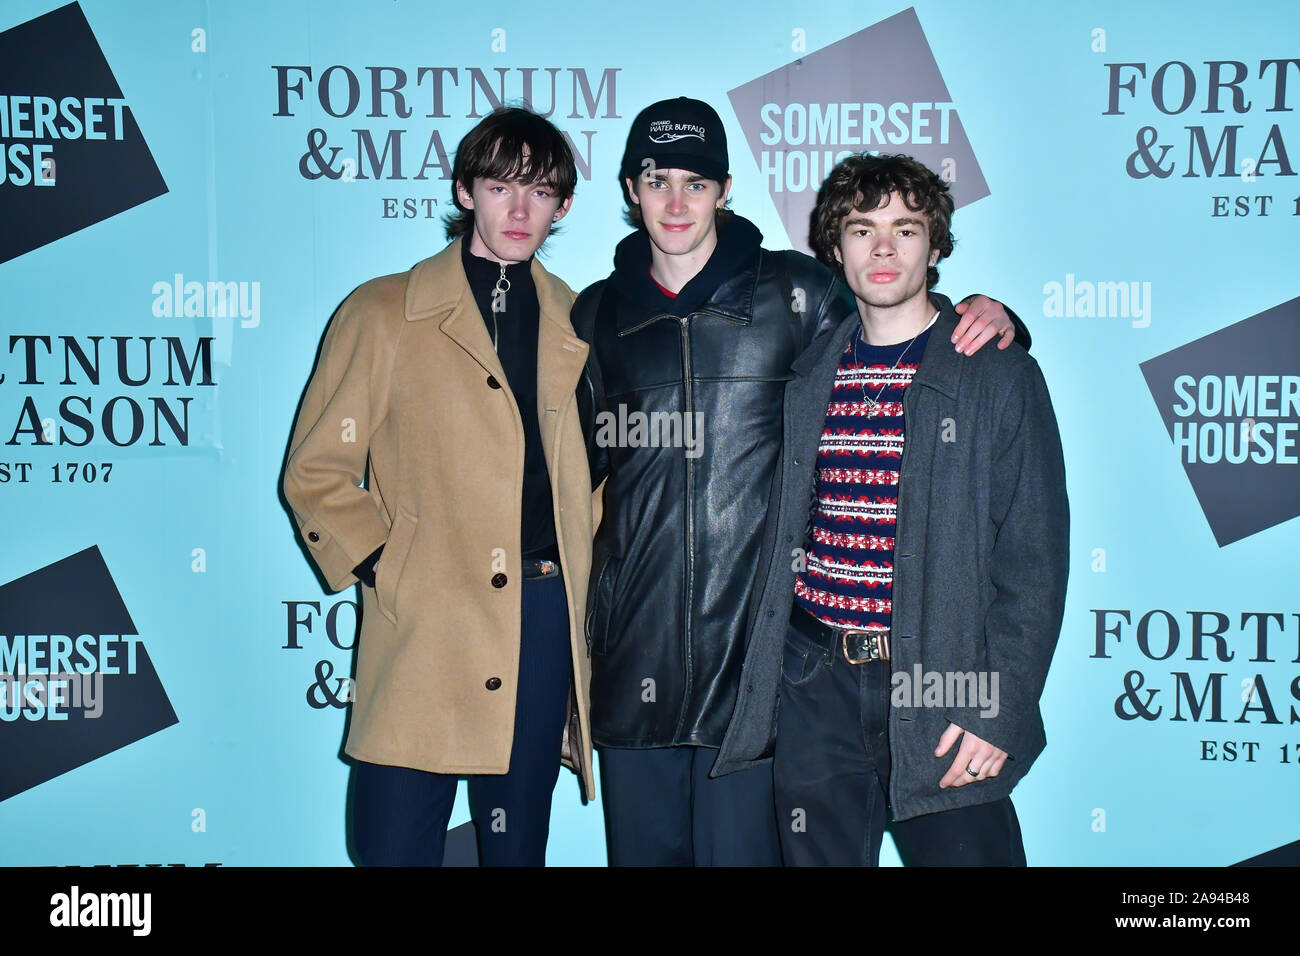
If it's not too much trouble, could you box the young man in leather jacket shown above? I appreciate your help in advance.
[571,97,1027,866]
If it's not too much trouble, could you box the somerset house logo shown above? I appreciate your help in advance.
[727,6,989,255]
[1140,296,1300,546]
[0,546,177,802]
[0,2,167,264]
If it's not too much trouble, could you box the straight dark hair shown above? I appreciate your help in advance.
[444,107,578,240]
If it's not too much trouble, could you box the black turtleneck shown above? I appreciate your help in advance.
[351,240,558,587]
[461,238,558,560]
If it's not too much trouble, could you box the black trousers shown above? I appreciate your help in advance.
[597,745,782,866]
[773,617,1027,866]
[350,574,571,866]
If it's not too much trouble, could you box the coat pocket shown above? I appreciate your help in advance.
[586,555,620,656]
[375,506,418,625]
[782,621,831,688]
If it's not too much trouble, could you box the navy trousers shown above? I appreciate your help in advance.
[773,617,1027,867]
[597,745,782,866]
[350,574,571,866]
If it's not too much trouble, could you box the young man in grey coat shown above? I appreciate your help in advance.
[714,153,1069,865]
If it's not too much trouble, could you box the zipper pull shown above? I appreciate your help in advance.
[492,264,511,314]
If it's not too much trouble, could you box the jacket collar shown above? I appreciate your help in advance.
[406,235,583,335]
[405,236,572,325]
[909,293,962,401]
[404,238,468,320]
[403,237,588,403]
[608,217,764,333]
[612,253,762,334]
[791,308,855,378]
[790,291,962,402]
[704,260,761,324]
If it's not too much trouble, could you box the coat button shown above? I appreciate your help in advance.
[487,375,501,389]
[307,531,320,542]
[491,573,507,588]
[485,677,502,691]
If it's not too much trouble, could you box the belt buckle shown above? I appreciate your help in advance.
[523,559,559,579]
[841,629,889,664]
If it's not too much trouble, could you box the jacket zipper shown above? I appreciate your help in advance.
[616,307,737,742]
[675,314,695,741]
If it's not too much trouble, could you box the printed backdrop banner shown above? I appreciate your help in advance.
[1,0,1296,866]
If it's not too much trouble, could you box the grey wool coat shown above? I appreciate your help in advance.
[713,297,1069,821]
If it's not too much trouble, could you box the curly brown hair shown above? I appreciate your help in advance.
[809,153,955,290]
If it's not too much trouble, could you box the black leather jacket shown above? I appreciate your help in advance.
[572,217,850,748]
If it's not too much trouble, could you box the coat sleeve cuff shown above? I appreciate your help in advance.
[941,704,1025,760]
[295,513,389,592]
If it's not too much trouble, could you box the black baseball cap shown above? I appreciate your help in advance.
[620,96,730,183]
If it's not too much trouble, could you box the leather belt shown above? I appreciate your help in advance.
[789,605,890,664]
[522,558,561,580]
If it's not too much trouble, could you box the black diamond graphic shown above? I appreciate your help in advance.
[0,2,168,264]
[728,7,989,255]
[1234,839,1300,867]
[0,546,178,801]
[1139,297,1300,546]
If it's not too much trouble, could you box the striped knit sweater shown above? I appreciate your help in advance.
[793,319,935,631]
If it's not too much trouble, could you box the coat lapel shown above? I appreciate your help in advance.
[788,313,859,464]
[908,306,963,400]
[439,300,509,383]
[406,237,509,382]
[405,238,586,468]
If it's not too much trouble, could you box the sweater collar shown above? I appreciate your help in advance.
[793,291,963,401]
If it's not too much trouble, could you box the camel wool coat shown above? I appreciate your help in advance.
[283,237,598,800]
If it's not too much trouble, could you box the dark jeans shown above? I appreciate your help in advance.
[350,574,571,866]
[773,616,1026,866]
[597,744,782,866]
